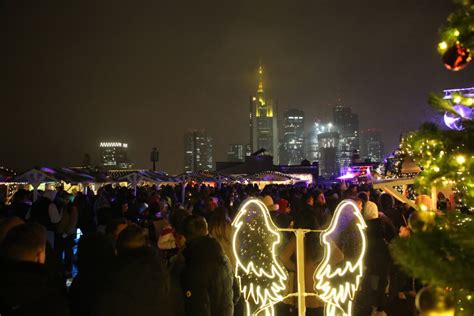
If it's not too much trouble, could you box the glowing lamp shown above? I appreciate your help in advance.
[456,155,466,164]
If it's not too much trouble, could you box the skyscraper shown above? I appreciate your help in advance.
[99,142,133,170]
[361,129,384,162]
[249,64,278,162]
[184,130,213,172]
[318,131,340,177]
[281,109,305,165]
[227,144,246,162]
[333,105,359,170]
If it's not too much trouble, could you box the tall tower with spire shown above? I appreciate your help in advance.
[249,63,278,162]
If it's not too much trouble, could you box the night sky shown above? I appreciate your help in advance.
[1,0,472,174]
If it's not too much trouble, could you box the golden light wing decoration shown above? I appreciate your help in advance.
[314,199,367,316]
[232,198,288,316]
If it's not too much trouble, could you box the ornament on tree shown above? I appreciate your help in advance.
[442,42,472,71]
[416,286,455,316]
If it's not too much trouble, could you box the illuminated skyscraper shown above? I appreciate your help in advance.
[318,131,340,177]
[99,142,133,170]
[333,105,359,170]
[227,144,246,162]
[281,109,305,165]
[249,63,278,162]
[184,130,213,172]
[361,129,384,162]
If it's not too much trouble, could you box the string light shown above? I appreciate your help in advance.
[314,200,367,316]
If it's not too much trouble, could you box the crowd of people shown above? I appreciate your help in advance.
[0,181,424,316]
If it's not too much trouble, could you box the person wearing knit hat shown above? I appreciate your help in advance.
[261,195,279,212]
[363,200,379,221]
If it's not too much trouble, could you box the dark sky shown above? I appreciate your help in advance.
[1,0,472,174]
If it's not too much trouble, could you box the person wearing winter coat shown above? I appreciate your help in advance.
[93,224,170,316]
[180,215,236,316]
[357,201,391,316]
[0,223,71,316]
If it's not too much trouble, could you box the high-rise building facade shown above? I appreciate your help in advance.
[306,128,319,163]
[318,131,340,177]
[361,129,384,162]
[249,64,278,163]
[280,109,305,165]
[333,105,359,171]
[99,142,133,170]
[184,130,213,172]
[227,144,246,162]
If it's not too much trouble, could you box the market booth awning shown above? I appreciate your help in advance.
[114,170,178,194]
[247,171,297,182]
[13,167,109,201]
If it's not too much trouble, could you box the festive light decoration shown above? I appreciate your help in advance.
[443,112,464,130]
[442,42,472,71]
[314,200,367,316]
[232,198,288,316]
[436,0,474,71]
[399,123,474,210]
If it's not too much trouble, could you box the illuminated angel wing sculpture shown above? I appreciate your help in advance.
[232,198,288,316]
[314,199,367,316]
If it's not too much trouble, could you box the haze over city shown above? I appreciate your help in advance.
[2,0,472,173]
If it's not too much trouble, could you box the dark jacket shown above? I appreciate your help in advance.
[0,260,71,316]
[6,202,30,220]
[365,218,391,276]
[29,197,55,230]
[181,235,235,316]
[93,247,170,316]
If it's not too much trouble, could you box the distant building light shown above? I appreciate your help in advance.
[100,142,127,148]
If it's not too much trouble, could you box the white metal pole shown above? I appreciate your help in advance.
[295,229,306,316]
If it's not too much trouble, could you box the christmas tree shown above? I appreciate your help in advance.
[390,1,474,315]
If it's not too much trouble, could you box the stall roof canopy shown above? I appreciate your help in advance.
[176,171,238,183]
[13,168,178,184]
[113,170,178,183]
[14,167,108,184]
[247,171,297,182]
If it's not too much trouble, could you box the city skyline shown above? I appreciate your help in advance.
[2,0,472,173]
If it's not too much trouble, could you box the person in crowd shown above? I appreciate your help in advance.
[199,196,219,220]
[75,192,96,235]
[93,224,170,316]
[378,193,404,229]
[105,217,128,249]
[357,201,390,316]
[279,211,342,316]
[344,184,358,199]
[261,194,279,222]
[69,233,116,316]
[313,190,331,228]
[5,189,31,220]
[0,223,71,316]
[0,216,24,243]
[208,206,235,271]
[55,194,78,277]
[180,215,236,316]
[28,190,61,228]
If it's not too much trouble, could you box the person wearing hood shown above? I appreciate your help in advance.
[180,215,236,316]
